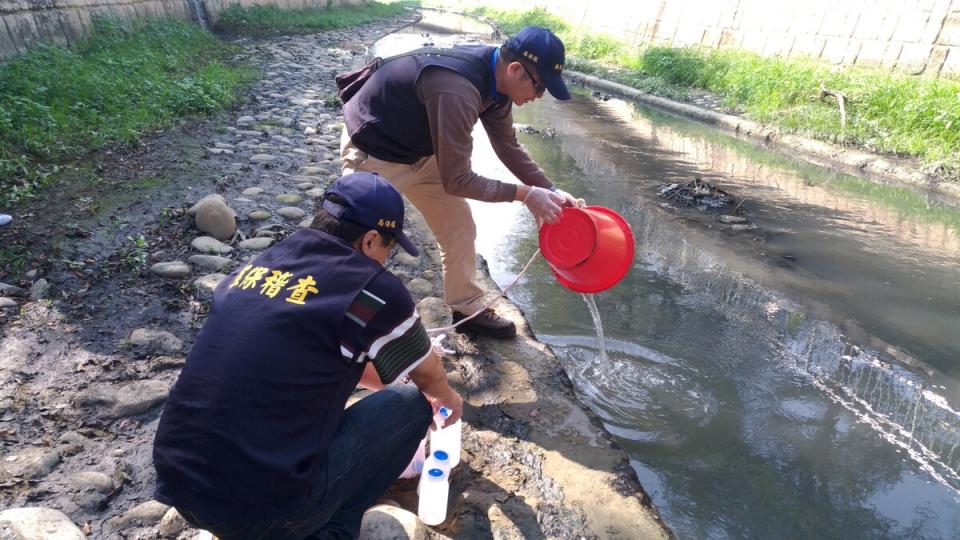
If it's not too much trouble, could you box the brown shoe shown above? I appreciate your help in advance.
[452,308,517,339]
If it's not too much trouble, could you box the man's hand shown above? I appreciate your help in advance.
[553,187,586,208]
[523,186,566,224]
[431,391,464,430]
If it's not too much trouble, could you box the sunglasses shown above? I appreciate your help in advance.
[519,62,546,95]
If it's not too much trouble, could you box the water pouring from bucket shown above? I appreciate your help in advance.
[539,206,635,294]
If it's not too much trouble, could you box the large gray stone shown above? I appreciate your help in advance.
[111,380,170,417]
[276,193,304,204]
[0,282,25,296]
[186,194,226,217]
[0,297,17,309]
[104,500,170,531]
[192,236,234,255]
[194,198,237,241]
[67,471,114,494]
[158,507,188,538]
[129,328,183,354]
[0,448,61,481]
[0,507,85,540]
[407,278,433,296]
[359,504,424,539]
[150,261,191,279]
[238,237,275,250]
[188,255,234,272]
[416,297,448,328]
[29,279,49,300]
[194,273,228,295]
[277,206,306,220]
[248,210,272,221]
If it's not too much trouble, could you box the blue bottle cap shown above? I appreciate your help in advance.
[438,407,451,417]
[428,468,445,478]
[433,450,449,461]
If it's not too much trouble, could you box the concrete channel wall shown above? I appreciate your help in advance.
[483,0,960,78]
[0,0,363,62]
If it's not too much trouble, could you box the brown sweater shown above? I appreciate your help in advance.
[415,67,553,203]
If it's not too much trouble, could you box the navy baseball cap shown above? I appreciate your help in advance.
[505,26,570,101]
[322,172,419,257]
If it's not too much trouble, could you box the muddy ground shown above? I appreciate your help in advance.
[0,13,669,540]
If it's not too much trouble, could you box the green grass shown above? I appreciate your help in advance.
[467,6,960,179]
[0,18,256,206]
[215,1,411,36]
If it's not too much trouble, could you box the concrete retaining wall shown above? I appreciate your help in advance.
[483,0,960,78]
[0,0,363,62]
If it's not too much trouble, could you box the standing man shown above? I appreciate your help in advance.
[153,172,463,539]
[340,26,578,339]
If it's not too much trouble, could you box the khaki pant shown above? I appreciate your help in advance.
[340,129,484,314]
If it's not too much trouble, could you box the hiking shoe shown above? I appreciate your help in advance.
[452,308,517,339]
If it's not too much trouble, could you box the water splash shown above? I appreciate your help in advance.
[186,0,210,31]
[581,293,608,363]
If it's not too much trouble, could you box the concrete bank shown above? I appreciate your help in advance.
[569,71,960,201]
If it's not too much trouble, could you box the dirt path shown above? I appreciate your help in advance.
[0,13,669,540]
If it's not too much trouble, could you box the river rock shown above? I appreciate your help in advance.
[719,215,747,224]
[393,253,421,268]
[238,237,275,250]
[0,282,25,296]
[215,142,236,150]
[305,188,324,199]
[194,199,237,241]
[241,187,265,196]
[188,255,234,272]
[416,297,447,328]
[299,166,330,176]
[407,278,433,296]
[158,507,189,538]
[421,270,436,280]
[29,279,49,300]
[728,223,758,231]
[277,207,306,220]
[296,182,316,190]
[75,380,170,418]
[148,355,186,372]
[359,504,424,539]
[237,130,264,137]
[0,507,85,540]
[104,500,170,531]
[150,261,191,278]
[0,447,61,481]
[129,328,183,354]
[186,194,226,216]
[250,154,277,164]
[113,380,170,417]
[192,236,234,255]
[194,273,228,295]
[236,115,255,126]
[248,210,272,221]
[276,193,304,204]
[67,471,114,494]
[0,297,17,309]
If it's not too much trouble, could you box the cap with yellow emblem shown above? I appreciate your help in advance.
[322,172,419,256]
[504,26,570,101]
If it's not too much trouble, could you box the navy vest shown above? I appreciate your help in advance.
[153,229,383,518]
[344,45,509,164]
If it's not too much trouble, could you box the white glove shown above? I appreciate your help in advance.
[523,186,565,224]
[552,187,586,208]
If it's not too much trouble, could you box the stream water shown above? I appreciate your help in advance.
[375,14,960,539]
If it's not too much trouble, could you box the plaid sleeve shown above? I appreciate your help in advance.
[340,272,431,384]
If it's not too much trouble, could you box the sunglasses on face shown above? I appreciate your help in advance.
[519,62,546,95]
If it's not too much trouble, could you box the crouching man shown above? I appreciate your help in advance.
[153,172,463,539]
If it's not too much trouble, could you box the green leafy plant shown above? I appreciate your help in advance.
[125,234,149,271]
[215,2,409,36]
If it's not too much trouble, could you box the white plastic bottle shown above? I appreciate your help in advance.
[399,437,426,479]
[429,407,461,467]
[417,467,449,526]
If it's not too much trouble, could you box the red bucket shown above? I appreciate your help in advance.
[539,206,635,293]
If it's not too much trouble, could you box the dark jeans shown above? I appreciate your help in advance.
[179,384,432,540]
